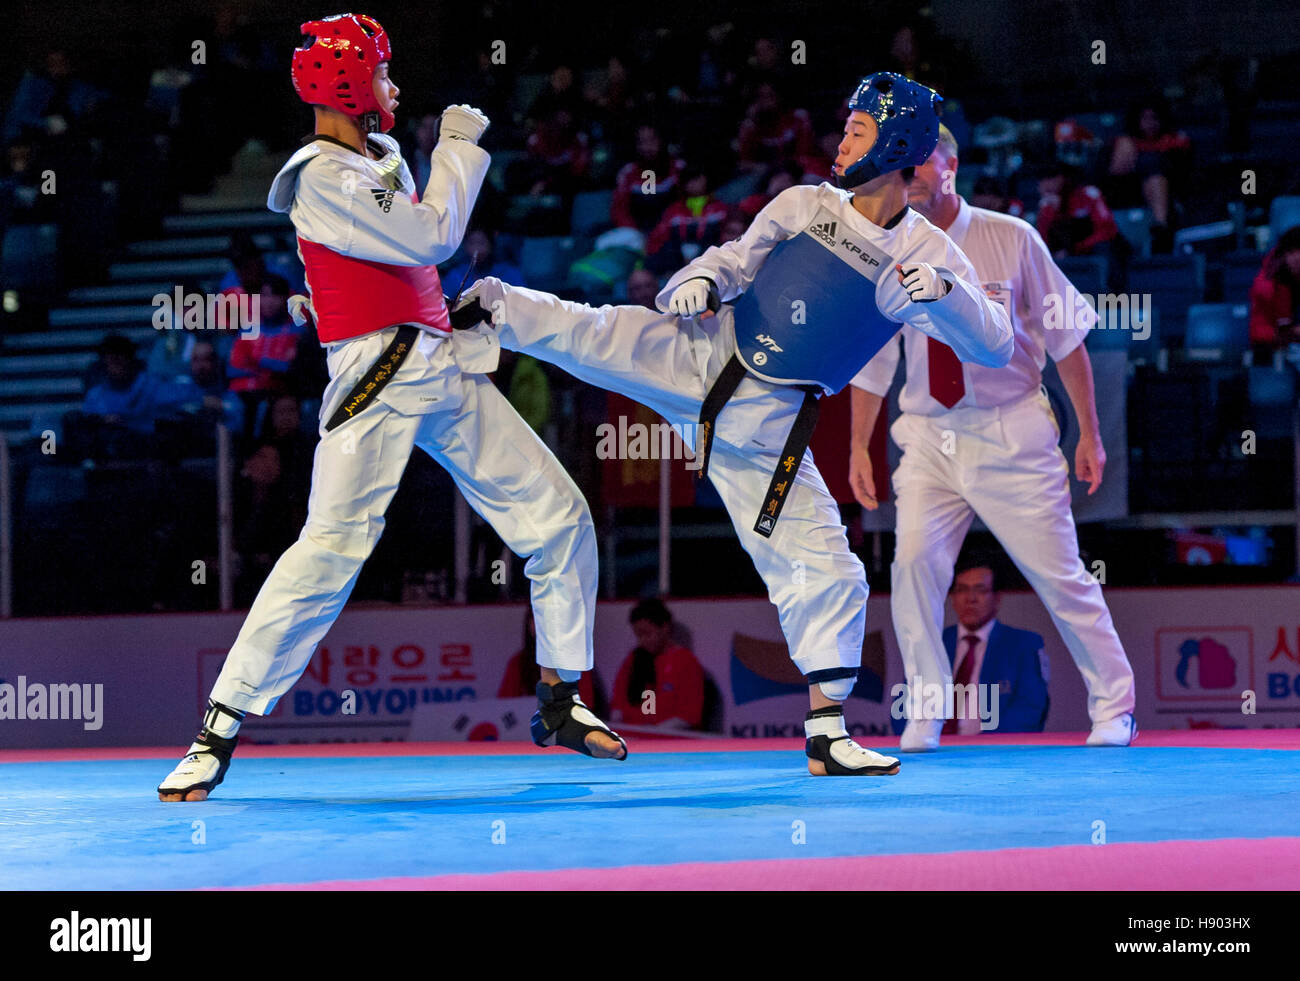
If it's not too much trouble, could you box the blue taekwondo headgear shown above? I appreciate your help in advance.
[836,72,943,189]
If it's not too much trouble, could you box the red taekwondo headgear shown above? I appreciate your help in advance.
[291,13,395,133]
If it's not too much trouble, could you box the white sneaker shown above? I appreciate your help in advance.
[900,718,943,752]
[1086,713,1137,746]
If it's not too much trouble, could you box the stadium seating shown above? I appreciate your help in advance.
[570,189,615,237]
[1127,253,1206,345]
[1183,303,1250,363]
[1,223,59,298]
[519,236,586,292]
[1055,254,1108,297]
[713,171,763,205]
[1247,365,1297,441]
[1113,208,1152,259]
[1218,249,1264,303]
[1269,195,1300,243]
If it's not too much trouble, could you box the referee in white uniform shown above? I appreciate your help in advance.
[849,125,1137,750]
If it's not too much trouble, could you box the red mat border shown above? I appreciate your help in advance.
[230,837,1300,891]
[3,728,1298,763]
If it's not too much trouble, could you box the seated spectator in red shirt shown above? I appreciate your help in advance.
[228,274,304,433]
[1249,225,1300,359]
[796,132,840,184]
[645,167,729,274]
[498,607,600,709]
[610,599,705,730]
[523,108,590,198]
[736,83,815,172]
[611,124,686,233]
[1108,100,1191,252]
[1036,161,1120,259]
[228,274,300,391]
[738,160,802,219]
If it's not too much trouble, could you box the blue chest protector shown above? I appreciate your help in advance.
[731,217,901,394]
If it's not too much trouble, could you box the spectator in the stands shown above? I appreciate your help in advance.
[498,606,601,708]
[1248,225,1300,360]
[1108,100,1191,253]
[459,48,509,146]
[645,166,729,273]
[407,111,441,188]
[721,207,749,243]
[968,175,1024,219]
[0,136,54,224]
[283,297,330,400]
[887,24,926,81]
[3,49,103,144]
[227,274,303,434]
[738,160,802,218]
[1036,161,1120,260]
[736,38,791,105]
[796,132,840,184]
[217,226,305,297]
[523,108,590,198]
[526,64,584,131]
[216,229,265,298]
[736,83,814,171]
[440,227,524,292]
[626,267,660,310]
[155,339,244,434]
[690,22,742,106]
[583,55,640,148]
[82,334,160,434]
[612,124,686,233]
[236,393,315,591]
[610,598,706,730]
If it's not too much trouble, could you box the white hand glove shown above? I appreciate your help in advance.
[440,104,489,144]
[668,278,714,317]
[896,263,952,303]
[287,294,314,327]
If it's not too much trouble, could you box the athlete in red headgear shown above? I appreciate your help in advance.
[159,13,625,801]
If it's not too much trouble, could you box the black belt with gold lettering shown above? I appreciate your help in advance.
[324,325,420,432]
[695,352,822,539]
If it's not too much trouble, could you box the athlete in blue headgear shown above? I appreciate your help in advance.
[452,72,1013,775]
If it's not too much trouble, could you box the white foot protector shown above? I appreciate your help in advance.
[1086,713,1137,747]
[158,749,227,798]
[805,709,900,775]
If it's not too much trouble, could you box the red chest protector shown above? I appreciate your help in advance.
[298,195,452,343]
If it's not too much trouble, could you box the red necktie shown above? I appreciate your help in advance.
[927,336,965,408]
[943,634,980,734]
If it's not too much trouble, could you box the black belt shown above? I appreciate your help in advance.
[324,325,420,432]
[695,353,822,539]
